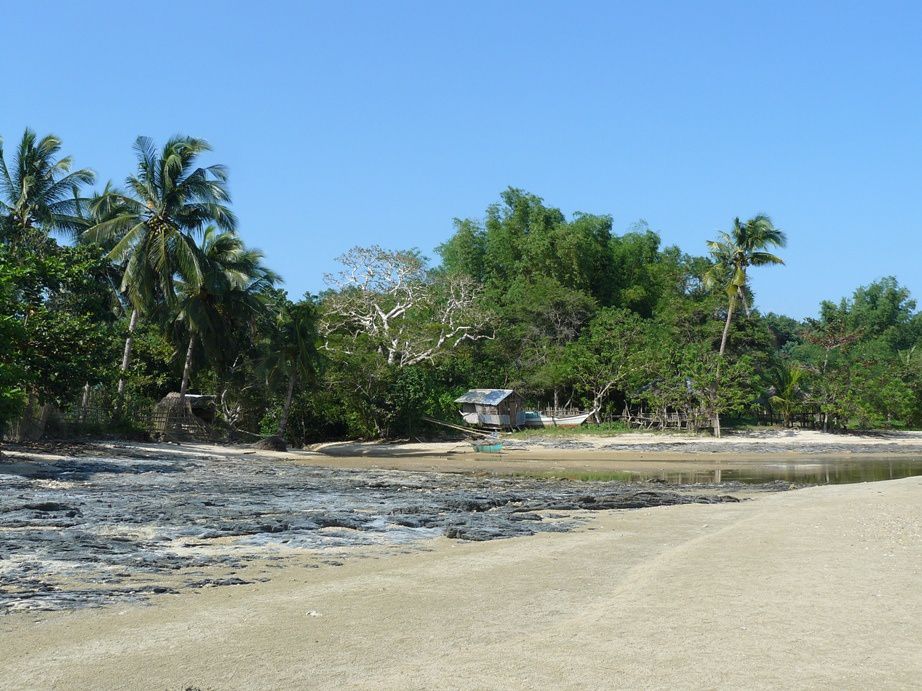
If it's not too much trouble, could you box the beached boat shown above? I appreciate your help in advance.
[522,410,593,428]
[472,441,503,453]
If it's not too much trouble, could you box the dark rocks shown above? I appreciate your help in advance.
[253,436,288,452]
[20,501,73,512]
[0,447,753,614]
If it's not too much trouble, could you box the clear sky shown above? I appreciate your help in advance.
[3,1,921,319]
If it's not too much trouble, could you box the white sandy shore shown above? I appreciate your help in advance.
[1,475,921,689]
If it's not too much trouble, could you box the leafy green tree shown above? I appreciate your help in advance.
[436,218,487,283]
[769,363,805,427]
[563,308,652,420]
[842,277,917,350]
[13,244,117,401]
[787,278,922,431]
[481,188,565,290]
[261,296,320,441]
[609,224,665,315]
[0,250,26,445]
[501,275,597,402]
[0,241,118,439]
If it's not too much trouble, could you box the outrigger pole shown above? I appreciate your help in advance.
[420,415,496,438]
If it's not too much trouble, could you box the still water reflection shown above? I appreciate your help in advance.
[619,457,922,485]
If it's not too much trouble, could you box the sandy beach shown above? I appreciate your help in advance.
[1,475,920,689]
[1,431,921,689]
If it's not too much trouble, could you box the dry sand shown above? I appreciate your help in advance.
[2,473,921,689]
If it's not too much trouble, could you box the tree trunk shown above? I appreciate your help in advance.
[738,286,751,318]
[591,382,614,424]
[712,298,736,438]
[80,382,91,424]
[179,336,195,404]
[116,309,139,408]
[277,372,298,438]
[718,298,735,357]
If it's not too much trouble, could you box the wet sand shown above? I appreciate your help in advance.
[2,475,920,689]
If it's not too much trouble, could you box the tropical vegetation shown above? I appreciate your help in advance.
[3,128,922,448]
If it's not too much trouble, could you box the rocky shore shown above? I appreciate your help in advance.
[0,442,746,613]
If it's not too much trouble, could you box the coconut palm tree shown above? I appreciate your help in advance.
[82,136,237,407]
[704,215,786,436]
[705,215,787,357]
[174,227,278,404]
[0,129,95,250]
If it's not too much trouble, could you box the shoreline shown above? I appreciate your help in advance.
[2,476,920,688]
[7,428,922,479]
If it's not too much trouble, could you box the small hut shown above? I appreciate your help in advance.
[150,393,216,441]
[454,389,525,429]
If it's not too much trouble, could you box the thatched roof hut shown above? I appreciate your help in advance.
[150,393,216,442]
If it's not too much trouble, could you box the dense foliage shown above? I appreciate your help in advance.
[3,128,922,447]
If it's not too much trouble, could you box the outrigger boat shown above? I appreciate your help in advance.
[419,415,503,453]
[522,410,593,428]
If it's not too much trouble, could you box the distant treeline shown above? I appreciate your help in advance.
[2,130,921,445]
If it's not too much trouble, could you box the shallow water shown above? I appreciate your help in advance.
[600,457,922,485]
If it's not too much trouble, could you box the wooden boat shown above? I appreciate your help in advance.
[522,410,593,428]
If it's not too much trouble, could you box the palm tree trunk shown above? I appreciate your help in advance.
[713,297,736,438]
[116,309,139,408]
[179,336,195,404]
[738,286,751,318]
[719,297,735,357]
[277,372,298,438]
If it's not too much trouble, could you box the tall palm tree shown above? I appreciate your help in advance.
[82,136,237,407]
[705,215,787,357]
[174,227,278,404]
[704,215,786,436]
[0,129,95,250]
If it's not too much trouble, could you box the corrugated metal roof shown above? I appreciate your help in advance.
[454,389,517,405]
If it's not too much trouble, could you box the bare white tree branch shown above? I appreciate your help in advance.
[320,245,492,366]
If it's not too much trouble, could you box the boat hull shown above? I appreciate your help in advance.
[522,411,592,428]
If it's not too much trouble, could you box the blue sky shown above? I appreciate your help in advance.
[3,1,921,319]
